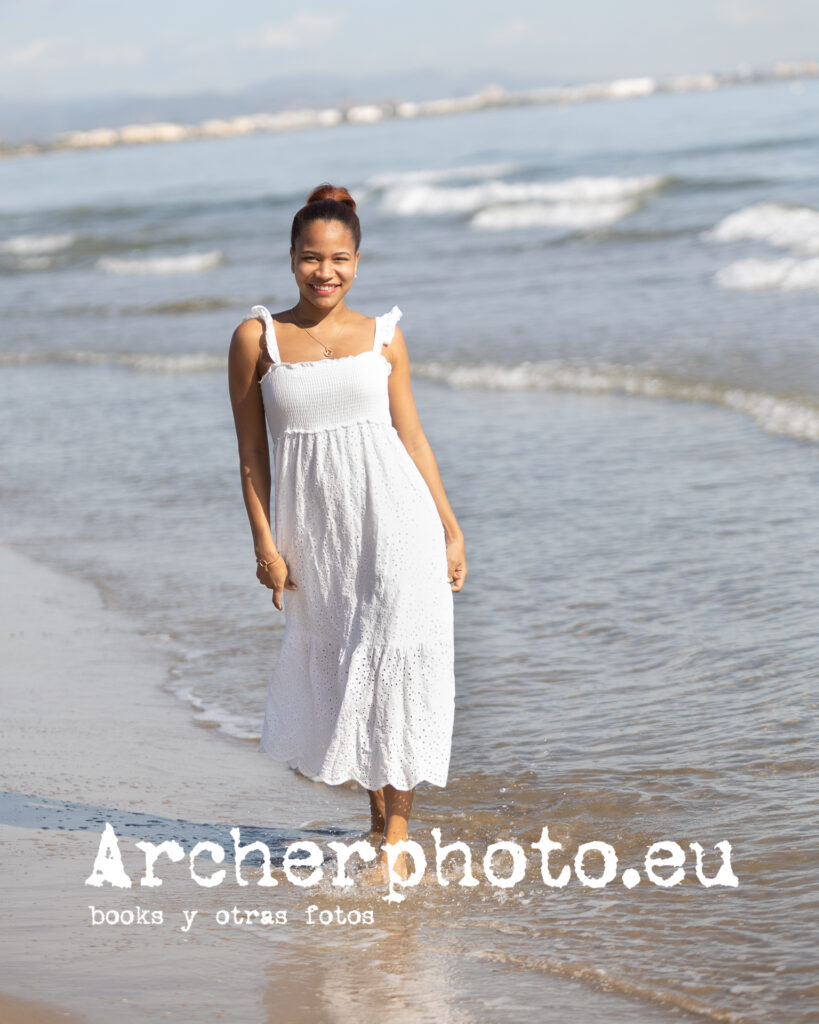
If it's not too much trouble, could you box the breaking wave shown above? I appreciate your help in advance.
[0,350,226,373]
[714,257,819,291]
[0,233,76,255]
[96,251,224,275]
[703,201,819,254]
[379,175,666,217]
[3,349,816,442]
[704,201,819,292]
[413,359,819,442]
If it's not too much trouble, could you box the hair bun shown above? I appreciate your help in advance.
[306,183,356,212]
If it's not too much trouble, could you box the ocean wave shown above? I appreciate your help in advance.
[702,201,819,254]
[413,359,819,443]
[3,349,816,441]
[366,162,521,189]
[380,175,667,217]
[471,198,639,230]
[96,250,224,275]
[0,350,226,372]
[0,232,75,255]
[169,682,260,742]
[714,256,819,290]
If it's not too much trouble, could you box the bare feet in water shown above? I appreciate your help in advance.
[359,846,409,885]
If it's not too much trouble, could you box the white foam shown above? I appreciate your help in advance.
[0,350,226,372]
[0,233,75,255]
[381,175,665,217]
[4,347,816,443]
[413,359,819,443]
[703,202,819,254]
[472,198,638,230]
[366,162,520,189]
[714,256,819,291]
[96,250,224,275]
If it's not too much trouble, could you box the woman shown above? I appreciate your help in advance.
[228,184,466,883]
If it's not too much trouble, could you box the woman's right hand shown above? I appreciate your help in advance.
[256,553,297,611]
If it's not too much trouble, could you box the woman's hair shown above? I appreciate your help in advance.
[290,184,361,251]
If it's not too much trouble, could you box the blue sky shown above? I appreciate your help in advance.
[1,0,816,100]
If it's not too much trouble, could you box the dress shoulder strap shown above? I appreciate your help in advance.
[244,305,281,364]
[372,306,403,352]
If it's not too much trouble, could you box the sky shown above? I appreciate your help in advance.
[0,0,817,101]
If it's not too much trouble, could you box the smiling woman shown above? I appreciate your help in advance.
[227,183,468,888]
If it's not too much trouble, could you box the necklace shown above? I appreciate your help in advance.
[291,313,333,358]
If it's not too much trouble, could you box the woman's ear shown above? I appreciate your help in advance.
[290,246,295,273]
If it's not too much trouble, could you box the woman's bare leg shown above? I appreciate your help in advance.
[361,784,414,883]
[382,784,413,848]
[367,786,386,834]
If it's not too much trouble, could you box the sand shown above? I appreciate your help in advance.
[0,542,371,1022]
[0,541,689,1024]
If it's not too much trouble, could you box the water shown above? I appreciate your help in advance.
[1,77,817,1023]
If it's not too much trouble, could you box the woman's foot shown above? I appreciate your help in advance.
[359,846,409,885]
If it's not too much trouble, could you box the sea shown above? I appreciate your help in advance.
[0,76,817,1023]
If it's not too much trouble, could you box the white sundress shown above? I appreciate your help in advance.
[244,304,456,790]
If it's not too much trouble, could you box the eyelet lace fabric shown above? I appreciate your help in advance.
[242,305,455,790]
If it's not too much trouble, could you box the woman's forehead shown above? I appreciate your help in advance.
[294,219,357,251]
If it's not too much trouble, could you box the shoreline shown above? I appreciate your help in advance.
[0,539,701,1024]
[0,538,356,828]
[0,539,367,1021]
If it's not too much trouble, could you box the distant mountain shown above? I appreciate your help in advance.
[0,68,557,146]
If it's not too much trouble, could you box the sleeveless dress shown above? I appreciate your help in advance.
[243,304,456,790]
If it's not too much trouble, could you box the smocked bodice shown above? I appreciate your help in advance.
[260,350,393,444]
[243,304,402,446]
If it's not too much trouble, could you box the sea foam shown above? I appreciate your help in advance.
[96,251,224,275]
[380,175,665,217]
[704,201,819,291]
[471,199,639,230]
[0,233,75,255]
[0,350,226,372]
[413,359,819,443]
[4,348,816,442]
[714,257,819,291]
[703,201,819,253]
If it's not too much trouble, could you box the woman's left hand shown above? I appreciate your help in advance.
[446,533,467,592]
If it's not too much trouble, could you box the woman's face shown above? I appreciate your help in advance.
[290,219,359,312]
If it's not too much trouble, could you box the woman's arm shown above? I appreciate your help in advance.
[228,319,295,610]
[385,326,467,592]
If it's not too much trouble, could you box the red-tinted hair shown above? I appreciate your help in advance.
[290,184,362,251]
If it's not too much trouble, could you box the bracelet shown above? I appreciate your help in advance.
[256,553,283,569]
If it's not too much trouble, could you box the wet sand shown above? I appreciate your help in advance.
[0,541,707,1023]
[0,541,368,1022]
[0,992,90,1023]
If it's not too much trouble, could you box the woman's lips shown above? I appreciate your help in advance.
[311,283,339,295]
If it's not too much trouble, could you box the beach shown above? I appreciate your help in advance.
[1,76,818,1022]
[0,541,324,1020]
[0,541,709,1024]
